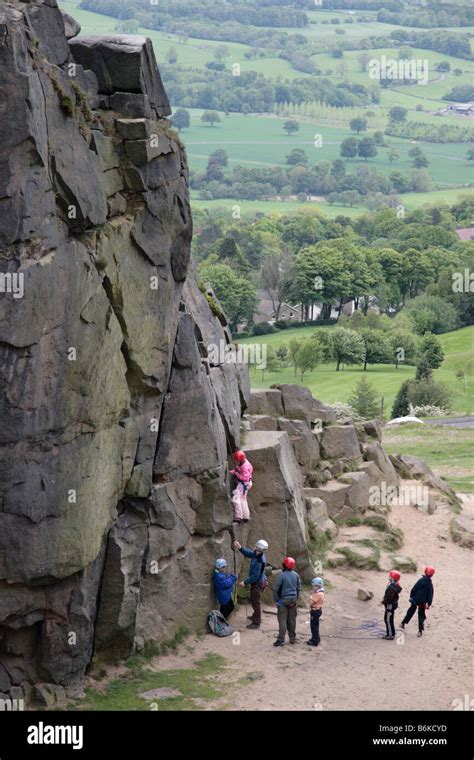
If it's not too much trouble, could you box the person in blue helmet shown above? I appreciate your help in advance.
[213,558,237,620]
[307,577,324,647]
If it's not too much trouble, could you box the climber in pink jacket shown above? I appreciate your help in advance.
[229,450,253,523]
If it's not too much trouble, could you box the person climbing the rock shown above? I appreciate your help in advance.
[214,558,237,621]
[229,450,253,523]
[273,557,301,647]
[233,539,268,629]
[400,566,435,637]
[381,570,402,640]
[307,576,324,647]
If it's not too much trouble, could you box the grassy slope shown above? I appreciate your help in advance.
[382,424,474,493]
[236,326,474,417]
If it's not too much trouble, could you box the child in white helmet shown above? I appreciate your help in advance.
[307,577,324,647]
[214,558,237,620]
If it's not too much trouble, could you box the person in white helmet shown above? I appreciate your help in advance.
[307,577,324,647]
[214,558,237,620]
[233,539,268,629]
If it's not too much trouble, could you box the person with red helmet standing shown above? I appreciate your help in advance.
[400,566,435,637]
[229,450,253,523]
[381,570,403,640]
[273,557,301,647]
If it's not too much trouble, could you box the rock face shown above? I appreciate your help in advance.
[0,2,441,702]
[0,2,248,697]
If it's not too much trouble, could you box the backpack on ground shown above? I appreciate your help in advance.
[208,610,234,637]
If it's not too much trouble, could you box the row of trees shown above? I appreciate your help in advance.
[191,148,432,203]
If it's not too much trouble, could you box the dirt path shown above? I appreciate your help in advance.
[151,494,473,711]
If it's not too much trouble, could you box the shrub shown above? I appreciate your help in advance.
[410,404,447,418]
[252,321,277,336]
[407,378,452,411]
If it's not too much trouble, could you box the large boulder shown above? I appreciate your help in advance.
[277,418,320,473]
[320,425,362,461]
[247,389,284,417]
[241,431,314,581]
[338,470,372,510]
[271,384,335,426]
[451,515,474,549]
[365,443,399,487]
[69,35,171,117]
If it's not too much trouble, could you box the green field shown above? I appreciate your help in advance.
[60,0,298,78]
[60,1,474,211]
[383,424,474,493]
[236,326,474,417]
[182,110,474,187]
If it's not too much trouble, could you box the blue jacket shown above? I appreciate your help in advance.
[214,570,237,604]
[274,569,301,604]
[409,576,434,606]
[239,547,266,586]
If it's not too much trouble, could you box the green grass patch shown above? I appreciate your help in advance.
[76,652,227,711]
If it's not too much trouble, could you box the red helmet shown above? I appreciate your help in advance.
[424,566,435,577]
[389,570,401,581]
[233,450,246,463]
[283,557,296,570]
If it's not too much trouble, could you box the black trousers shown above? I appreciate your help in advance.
[220,600,234,620]
[402,603,426,632]
[310,609,322,644]
[384,607,396,637]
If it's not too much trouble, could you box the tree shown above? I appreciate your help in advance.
[288,338,302,376]
[418,333,445,369]
[358,51,370,72]
[167,47,178,64]
[275,345,289,364]
[415,354,433,381]
[409,147,429,169]
[199,262,256,332]
[389,106,408,123]
[201,110,221,127]
[388,148,399,164]
[208,149,228,167]
[214,45,229,62]
[391,380,411,418]
[283,120,299,135]
[286,148,308,166]
[261,346,280,380]
[349,376,380,418]
[332,328,366,371]
[389,329,418,369]
[358,137,377,161]
[350,117,367,134]
[360,328,391,371]
[296,339,322,381]
[116,19,139,33]
[340,137,359,161]
[171,108,190,131]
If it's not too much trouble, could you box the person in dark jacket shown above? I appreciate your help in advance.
[214,558,237,620]
[401,566,435,637]
[233,539,268,629]
[381,570,402,640]
[273,557,301,647]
